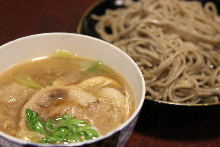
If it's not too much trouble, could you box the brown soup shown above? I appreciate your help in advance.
[0,52,136,144]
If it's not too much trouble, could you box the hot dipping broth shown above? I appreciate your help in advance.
[0,50,136,144]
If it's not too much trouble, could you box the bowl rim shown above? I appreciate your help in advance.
[76,0,103,34]
[0,32,146,146]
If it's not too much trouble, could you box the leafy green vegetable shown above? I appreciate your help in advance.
[52,50,75,58]
[15,74,43,90]
[26,109,46,134]
[26,109,99,144]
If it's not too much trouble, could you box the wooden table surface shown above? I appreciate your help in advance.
[1,0,220,147]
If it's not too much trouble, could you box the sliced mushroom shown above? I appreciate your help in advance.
[53,71,80,86]
[78,76,122,90]
[18,76,127,139]
[97,87,126,106]
[17,85,98,141]
[0,82,35,136]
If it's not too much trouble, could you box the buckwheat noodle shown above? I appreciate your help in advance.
[92,0,220,104]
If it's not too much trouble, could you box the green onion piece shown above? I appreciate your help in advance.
[52,50,75,58]
[80,61,106,75]
[47,79,53,86]
[85,61,102,72]
[15,74,43,90]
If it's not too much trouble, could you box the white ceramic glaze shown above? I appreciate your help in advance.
[0,33,145,147]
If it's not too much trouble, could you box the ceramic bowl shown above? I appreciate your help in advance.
[0,33,145,147]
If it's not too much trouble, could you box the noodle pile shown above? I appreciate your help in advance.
[93,0,220,104]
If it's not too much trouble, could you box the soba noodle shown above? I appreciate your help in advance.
[92,0,220,104]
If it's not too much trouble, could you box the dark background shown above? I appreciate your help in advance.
[1,0,220,147]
